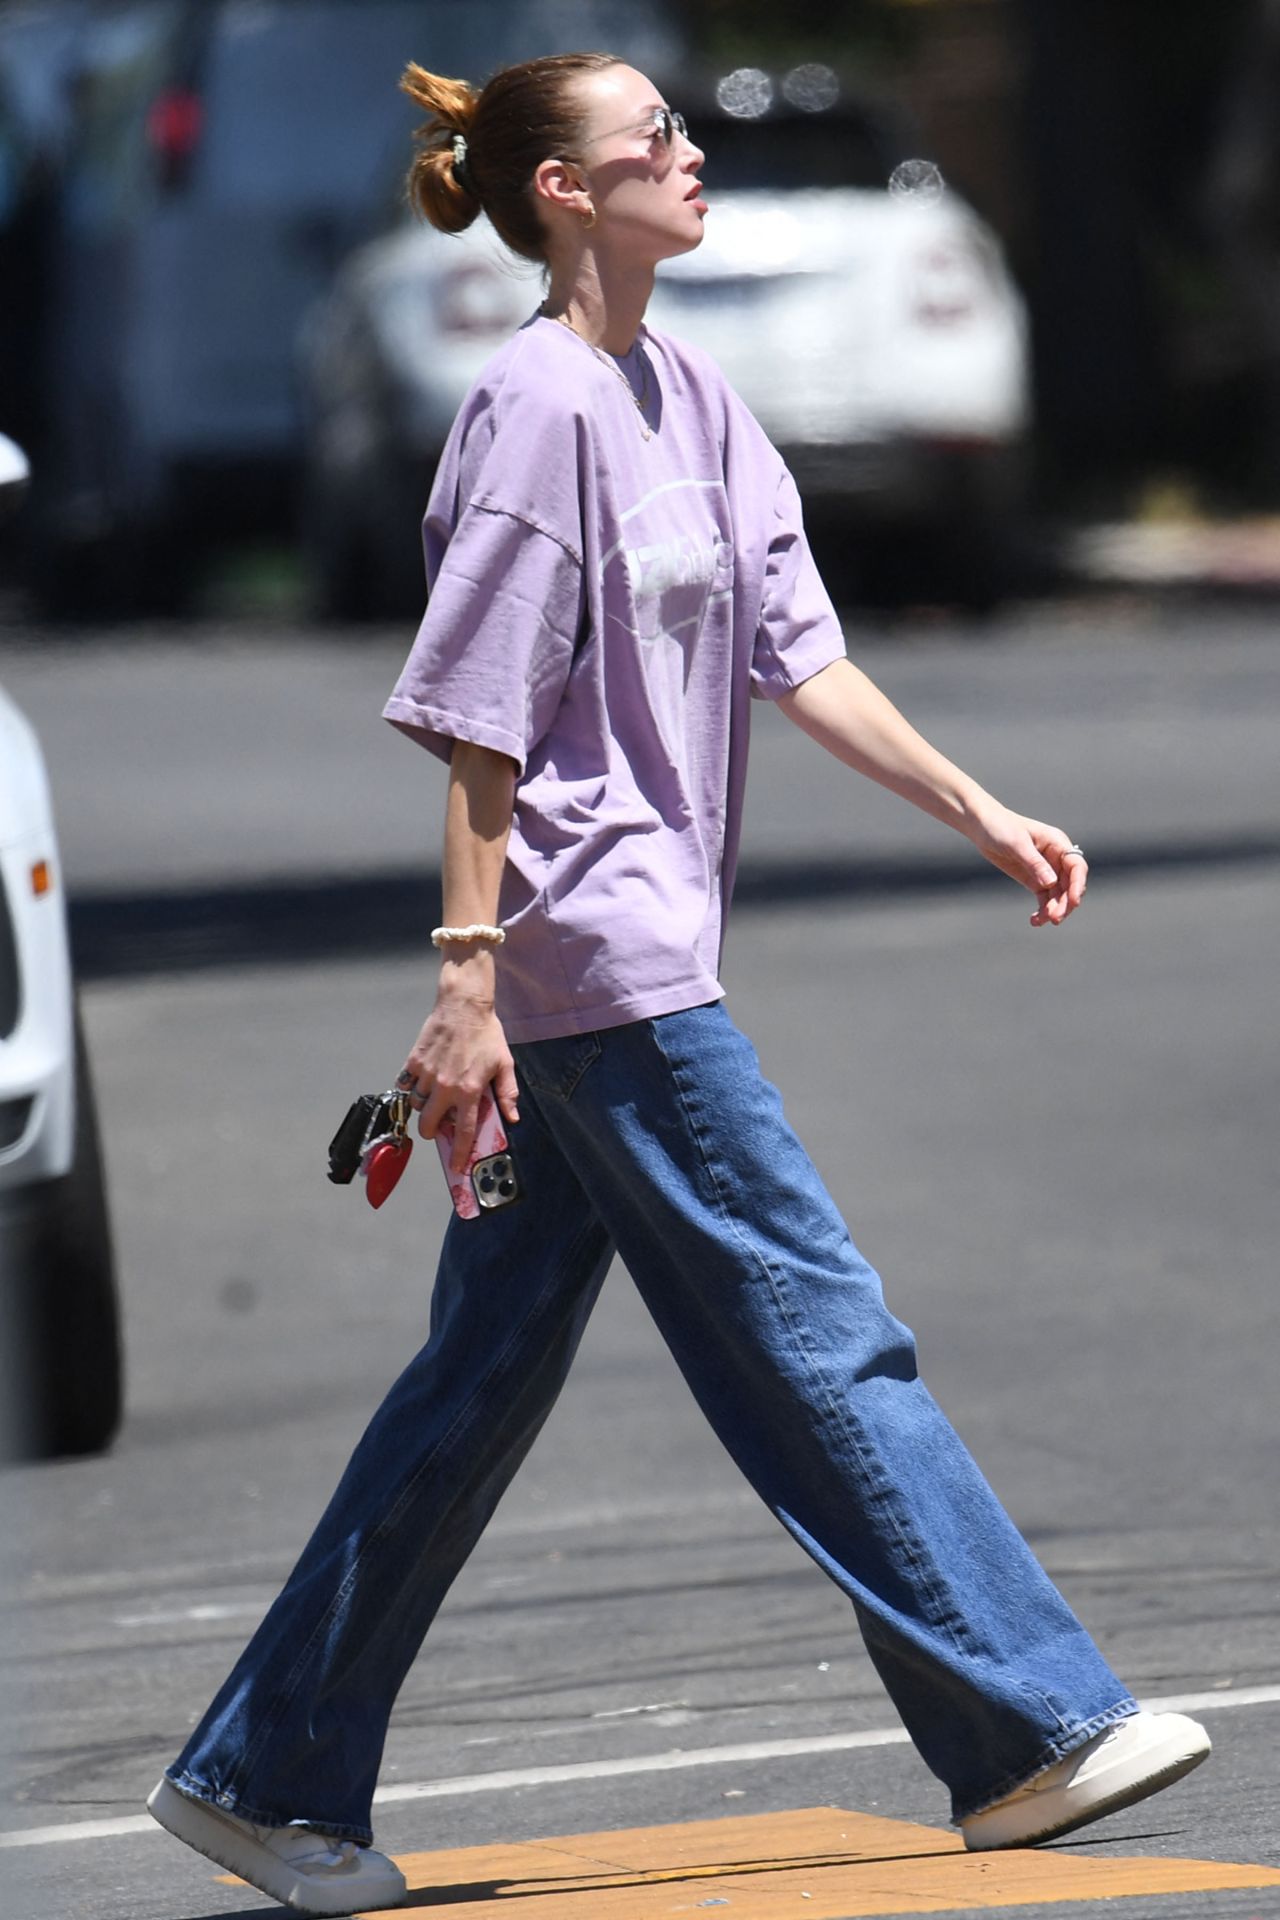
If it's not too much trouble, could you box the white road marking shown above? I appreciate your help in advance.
[591,1700,692,1720]
[112,1602,266,1629]
[2,1682,1276,1853]
[373,1726,915,1814]
[0,1815,157,1848]
[1132,1684,1280,1715]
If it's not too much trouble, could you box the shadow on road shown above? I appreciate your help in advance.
[69,835,1280,982]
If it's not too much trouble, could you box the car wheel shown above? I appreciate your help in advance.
[367,458,432,622]
[928,515,1017,617]
[836,521,1013,617]
[0,1001,122,1461]
[29,522,194,622]
[303,453,428,624]
[300,469,371,622]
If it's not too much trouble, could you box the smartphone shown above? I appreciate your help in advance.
[435,1087,522,1219]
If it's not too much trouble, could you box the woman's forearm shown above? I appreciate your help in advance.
[776,657,996,839]
[399,739,521,1155]
[437,741,518,1004]
[776,656,1088,926]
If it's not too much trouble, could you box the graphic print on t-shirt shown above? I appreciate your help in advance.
[601,478,735,760]
[601,479,735,647]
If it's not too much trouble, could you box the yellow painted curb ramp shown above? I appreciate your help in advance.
[303,1804,1280,1917]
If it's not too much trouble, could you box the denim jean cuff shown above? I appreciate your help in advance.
[165,1769,376,1850]
[950,1695,1141,1822]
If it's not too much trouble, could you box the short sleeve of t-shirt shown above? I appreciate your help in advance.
[383,503,584,773]
[749,468,847,700]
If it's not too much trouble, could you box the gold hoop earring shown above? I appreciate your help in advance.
[580,200,597,231]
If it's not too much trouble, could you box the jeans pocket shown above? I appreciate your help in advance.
[513,1031,602,1104]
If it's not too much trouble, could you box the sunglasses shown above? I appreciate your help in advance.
[586,106,689,149]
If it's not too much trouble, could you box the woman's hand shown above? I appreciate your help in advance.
[398,974,520,1174]
[969,804,1089,927]
[402,738,520,1172]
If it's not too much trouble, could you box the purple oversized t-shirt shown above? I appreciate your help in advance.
[384,313,845,1043]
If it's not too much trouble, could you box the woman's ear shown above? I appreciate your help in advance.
[533,155,592,220]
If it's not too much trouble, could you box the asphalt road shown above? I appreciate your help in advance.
[2,594,1278,894]
[0,600,1277,1919]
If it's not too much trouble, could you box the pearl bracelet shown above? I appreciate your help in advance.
[431,923,506,949]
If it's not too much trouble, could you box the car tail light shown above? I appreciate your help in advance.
[147,87,204,190]
[437,261,525,338]
[908,242,983,327]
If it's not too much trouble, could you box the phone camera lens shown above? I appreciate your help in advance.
[478,1173,495,1193]
[498,1178,515,1198]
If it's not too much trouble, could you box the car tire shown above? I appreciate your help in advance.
[300,469,371,623]
[302,457,427,624]
[832,520,1013,617]
[367,456,432,622]
[0,1001,122,1461]
[29,522,194,623]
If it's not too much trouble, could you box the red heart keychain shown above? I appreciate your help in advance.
[364,1135,412,1209]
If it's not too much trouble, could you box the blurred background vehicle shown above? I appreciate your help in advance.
[296,191,538,621]
[651,81,1029,610]
[2,0,1277,623]
[299,75,1029,621]
[11,0,681,615]
[0,436,122,1462]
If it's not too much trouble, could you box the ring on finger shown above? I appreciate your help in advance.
[1065,842,1086,859]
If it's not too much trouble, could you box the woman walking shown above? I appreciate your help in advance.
[148,52,1209,1916]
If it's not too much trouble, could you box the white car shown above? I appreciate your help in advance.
[299,81,1030,616]
[1,434,121,1459]
[648,186,1029,570]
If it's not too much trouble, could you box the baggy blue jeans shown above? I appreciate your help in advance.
[168,1004,1135,1843]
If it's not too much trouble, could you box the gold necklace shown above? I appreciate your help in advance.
[547,309,652,440]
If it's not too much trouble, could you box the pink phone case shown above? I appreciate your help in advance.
[434,1088,517,1219]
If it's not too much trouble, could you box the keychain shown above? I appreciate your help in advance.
[328,1082,521,1215]
[360,1089,413,1209]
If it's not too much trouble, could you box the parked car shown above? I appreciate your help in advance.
[299,73,1031,618]
[298,200,543,619]
[0,436,122,1460]
[21,0,682,612]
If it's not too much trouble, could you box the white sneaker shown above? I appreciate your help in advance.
[147,1776,407,1915]
[961,1710,1211,1851]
